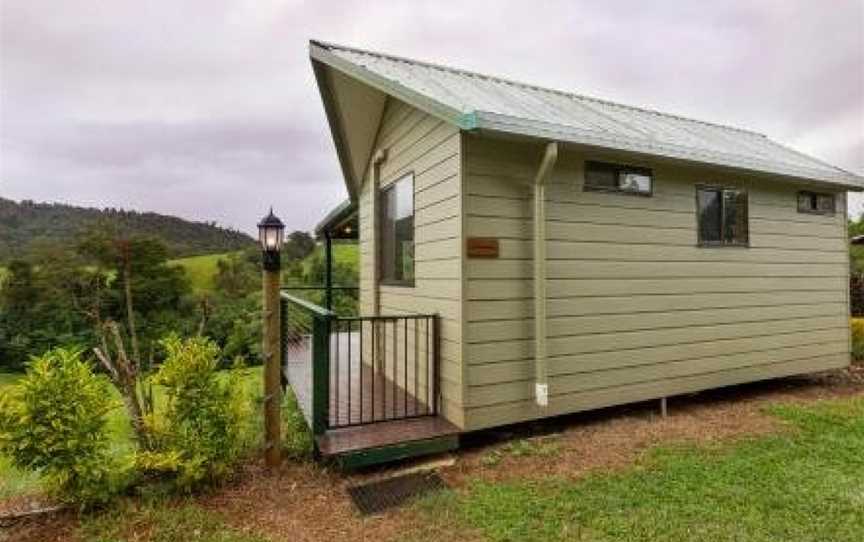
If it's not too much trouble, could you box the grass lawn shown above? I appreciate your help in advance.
[417,395,864,542]
[302,242,358,274]
[5,361,862,541]
[169,252,233,294]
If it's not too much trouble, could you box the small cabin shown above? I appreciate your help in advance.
[281,40,863,467]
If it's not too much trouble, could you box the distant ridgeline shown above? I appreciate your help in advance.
[0,197,255,261]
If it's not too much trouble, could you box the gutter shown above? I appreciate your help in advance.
[533,142,558,408]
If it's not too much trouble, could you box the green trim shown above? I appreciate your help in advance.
[279,292,334,318]
[332,435,459,470]
[311,315,331,436]
[457,111,479,130]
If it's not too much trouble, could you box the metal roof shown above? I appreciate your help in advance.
[310,40,863,189]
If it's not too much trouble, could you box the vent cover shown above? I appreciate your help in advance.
[347,472,448,515]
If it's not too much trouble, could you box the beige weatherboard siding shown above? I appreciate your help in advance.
[462,135,849,430]
[310,40,862,437]
[357,97,465,427]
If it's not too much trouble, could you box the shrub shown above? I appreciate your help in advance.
[282,390,313,460]
[0,348,121,507]
[851,318,864,362]
[139,335,250,489]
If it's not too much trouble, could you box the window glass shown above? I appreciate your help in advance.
[379,174,414,284]
[619,172,651,193]
[698,189,722,243]
[817,194,835,213]
[797,191,835,215]
[724,190,748,243]
[698,187,748,246]
[584,161,652,195]
[585,163,617,189]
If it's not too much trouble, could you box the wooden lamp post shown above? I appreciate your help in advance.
[258,208,285,468]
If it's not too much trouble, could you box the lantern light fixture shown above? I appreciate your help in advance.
[258,208,285,271]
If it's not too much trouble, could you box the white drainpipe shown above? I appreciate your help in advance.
[533,142,558,408]
[370,148,388,316]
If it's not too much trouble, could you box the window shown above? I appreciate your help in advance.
[797,191,835,215]
[584,161,652,196]
[697,187,749,246]
[379,173,414,285]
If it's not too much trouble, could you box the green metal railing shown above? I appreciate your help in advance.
[281,290,333,436]
[280,290,440,437]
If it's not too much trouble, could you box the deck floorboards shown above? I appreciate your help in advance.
[284,331,450,456]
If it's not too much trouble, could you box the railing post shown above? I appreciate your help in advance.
[280,296,288,389]
[311,313,331,436]
[433,314,440,415]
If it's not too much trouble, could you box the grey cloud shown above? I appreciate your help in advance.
[1,0,862,234]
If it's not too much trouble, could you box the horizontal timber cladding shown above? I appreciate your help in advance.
[462,134,850,431]
[358,98,465,428]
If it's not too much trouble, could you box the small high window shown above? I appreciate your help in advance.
[697,187,749,247]
[797,191,835,215]
[379,173,414,285]
[584,161,652,196]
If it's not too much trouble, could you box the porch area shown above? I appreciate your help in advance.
[280,289,458,466]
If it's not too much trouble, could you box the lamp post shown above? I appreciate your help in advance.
[258,208,284,468]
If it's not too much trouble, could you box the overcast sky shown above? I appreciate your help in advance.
[1,1,862,234]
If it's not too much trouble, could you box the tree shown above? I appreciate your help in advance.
[77,226,194,449]
[214,252,258,299]
[283,231,315,262]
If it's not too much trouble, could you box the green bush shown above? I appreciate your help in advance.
[0,348,122,507]
[138,335,251,489]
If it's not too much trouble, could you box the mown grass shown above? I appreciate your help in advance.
[416,396,864,542]
[79,498,268,542]
[301,242,358,274]
[169,252,233,294]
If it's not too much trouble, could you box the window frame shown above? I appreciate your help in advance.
[378,172,416,287]
[583,160,654,197]
[797,191,836,216]
[695,184,750,248]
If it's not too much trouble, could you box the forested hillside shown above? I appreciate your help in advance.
[0,197,254,261]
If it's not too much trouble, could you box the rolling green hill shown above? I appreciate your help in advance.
[170,252,232,294]
[0,197,254,262]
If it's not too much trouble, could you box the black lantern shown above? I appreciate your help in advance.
[258,208,285,271]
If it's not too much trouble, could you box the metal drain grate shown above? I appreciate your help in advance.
[347,472,448,515]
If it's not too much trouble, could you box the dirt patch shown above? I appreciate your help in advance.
[4,369,863,542]
[0,509,78,542]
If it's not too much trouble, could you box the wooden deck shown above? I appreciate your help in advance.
[284,331,457,459]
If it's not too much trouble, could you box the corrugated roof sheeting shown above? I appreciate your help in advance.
[311,40,863,188]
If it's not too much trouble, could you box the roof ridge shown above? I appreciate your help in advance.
[310,39,768,138]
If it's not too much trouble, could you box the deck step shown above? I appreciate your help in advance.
[317,417,460,469]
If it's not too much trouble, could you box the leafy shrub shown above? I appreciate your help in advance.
[138,335,250,489]
[851,318,864,362]
[282,390,313,460]
[0,348,121,507]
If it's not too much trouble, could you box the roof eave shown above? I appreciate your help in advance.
[309,41,476,131]
[473,111,864,190]
[311,58,358,201]
[314,199,357,238]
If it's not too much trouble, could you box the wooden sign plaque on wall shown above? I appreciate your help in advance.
[466,237,499,258]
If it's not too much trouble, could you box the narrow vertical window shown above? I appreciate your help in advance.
[379,173,414,285]
[697,187,748,246]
